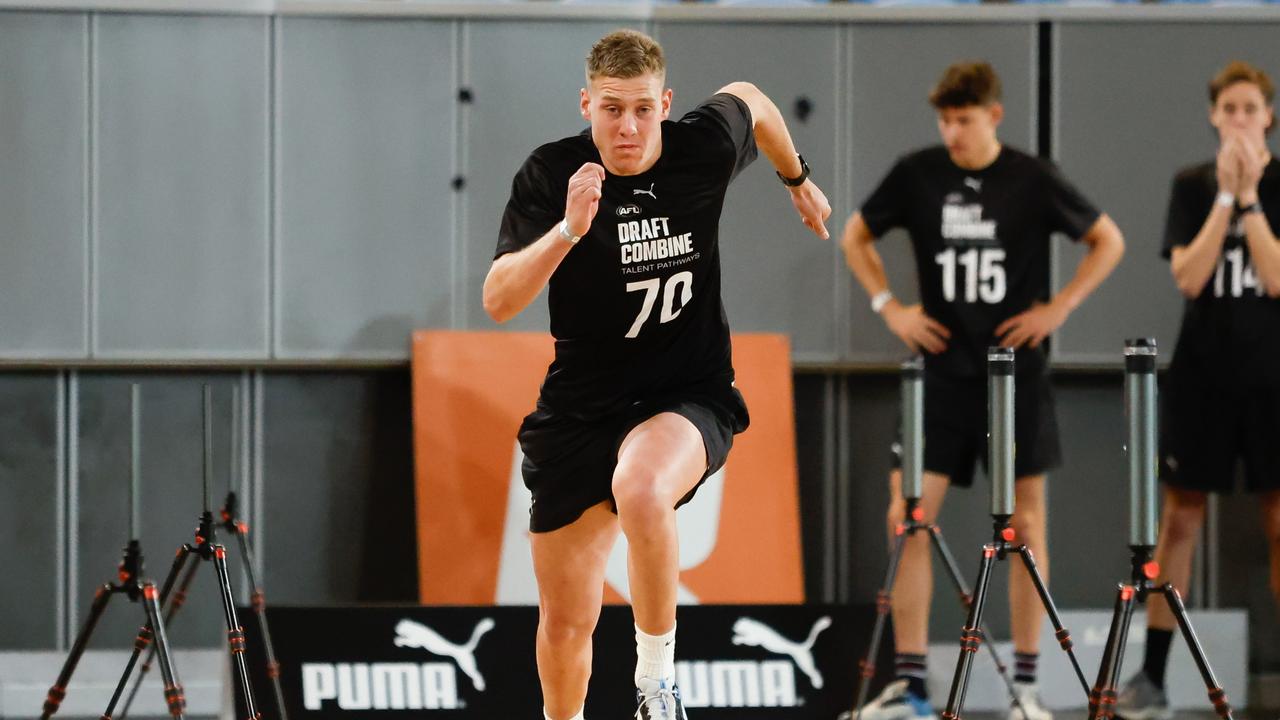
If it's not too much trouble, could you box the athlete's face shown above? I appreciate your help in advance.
[1210,81,1273,147]
[936,103,1003,169]
[581,72,672,176]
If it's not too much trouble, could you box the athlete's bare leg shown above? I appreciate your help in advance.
[613,412,708,635]
[531,502,620,720]
[1009,475,1048,654]
[888,470,951,655]
[1148,487,1208,630]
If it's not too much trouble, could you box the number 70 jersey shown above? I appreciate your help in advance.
[860,145,1101,377]
[494,94,758,418]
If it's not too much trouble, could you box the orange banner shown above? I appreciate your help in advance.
[412,330,803,605]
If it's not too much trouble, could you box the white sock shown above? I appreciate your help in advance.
[635,622,677,686]
[544,709,584,720]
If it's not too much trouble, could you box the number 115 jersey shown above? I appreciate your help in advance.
[860,145,1101,377]
[495,94,757,420]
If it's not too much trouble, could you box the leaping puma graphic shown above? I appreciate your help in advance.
[393,618,495,691]
[731,616,832,689]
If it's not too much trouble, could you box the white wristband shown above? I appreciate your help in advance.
[558,219,581,245]
[871,289,894,314]
[1215,191,1235,208]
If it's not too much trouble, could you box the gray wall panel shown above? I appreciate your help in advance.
[0,14,88,358]
[462,19,645,333]
[276,18,455,358]
[75,374,240,648]
[847,23,1037,363]
[94,14,269,358]
[260,372,415,604]
[0,374,60,648]
[657,22,842,361]
[1054,23,1280,363]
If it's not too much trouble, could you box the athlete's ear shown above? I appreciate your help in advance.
[661,87,673,120]
[989,102,1004,127]
[580,87,591,121]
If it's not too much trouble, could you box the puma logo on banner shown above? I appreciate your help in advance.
[677,616,832,708]
[732,616,832,688]
[634,182,657,199]
[300,619,495,711]
[393,618,495,691]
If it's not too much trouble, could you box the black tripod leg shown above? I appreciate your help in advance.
[849,527,910,720]
[1160,584,1234,720]
[941,545,998,720]
[1102,588,1137,720]
[102,611,159,718]
[120,548,197,720]
[1015,545,1090,697]
[236,529,289,720]
[214,546,262,719]
[41,585,113,720]
[1088,585,1136,720]
[929,527,1025,718]
[141,583,188,719]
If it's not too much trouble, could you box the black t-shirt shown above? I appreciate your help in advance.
[861,145,1101,377]
[495,93,757,419]
[1163,158,1280,387]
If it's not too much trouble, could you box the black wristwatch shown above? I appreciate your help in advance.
[776,154,811,187]
[1238,201,1264,216]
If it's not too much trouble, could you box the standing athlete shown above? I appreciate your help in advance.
[483,29,831,720]
[1117,60,1280,720]
[839,61,1124,720]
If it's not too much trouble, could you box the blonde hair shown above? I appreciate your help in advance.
[586,29,665,82]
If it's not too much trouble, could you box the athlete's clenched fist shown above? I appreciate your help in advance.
[565,162,606,238]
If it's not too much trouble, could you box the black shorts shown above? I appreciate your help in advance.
[517,383,750,533]
[891,370,1061,488]
[1160,379,1280,493]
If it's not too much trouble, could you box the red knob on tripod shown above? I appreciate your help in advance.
[1142,561,1160,580]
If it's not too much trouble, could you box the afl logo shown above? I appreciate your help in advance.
[616,203,643,217]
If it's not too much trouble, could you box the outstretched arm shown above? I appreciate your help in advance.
[718,81,832,239]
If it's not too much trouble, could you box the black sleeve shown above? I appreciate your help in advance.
[678,92,758,182]
[1161,174,1200,260]
[1041,159,1102,241]
[860,158,913,238]
[495,153,561,260]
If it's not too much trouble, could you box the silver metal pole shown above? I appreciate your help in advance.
[901,357,925,501]
[202,384,212,514]
[130,383,141,540]
[987,347,1015,518]
[1124,338,1158,548]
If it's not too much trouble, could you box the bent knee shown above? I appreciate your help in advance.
[612,465,669,525]
[539,612,598,649]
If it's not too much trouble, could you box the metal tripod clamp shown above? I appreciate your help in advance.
[901,356,925,502]
[987,347,1015,519]
[1124,338,1158,549]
